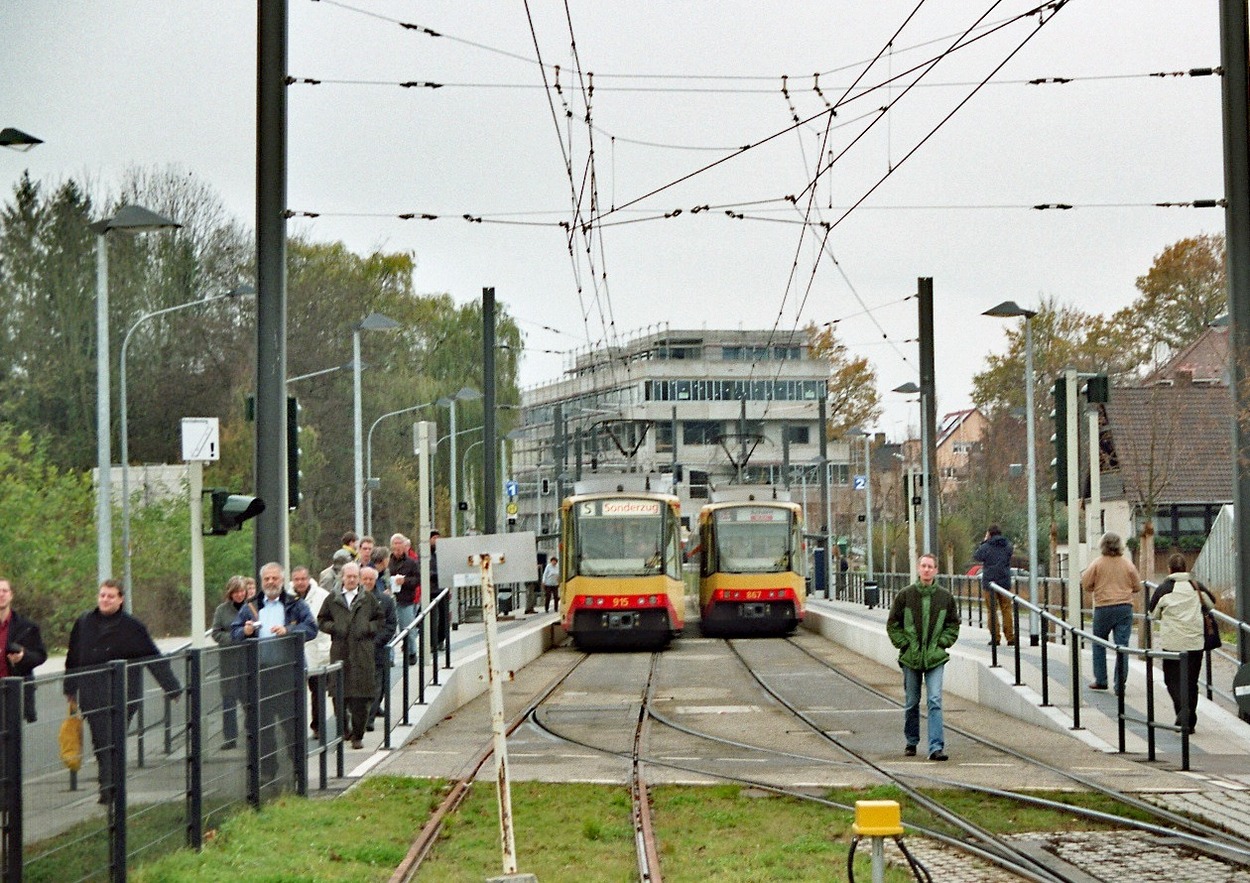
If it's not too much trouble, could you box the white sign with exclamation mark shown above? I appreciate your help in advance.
[180,417,221,462]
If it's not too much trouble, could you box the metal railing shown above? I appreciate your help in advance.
[833,570,1245,772]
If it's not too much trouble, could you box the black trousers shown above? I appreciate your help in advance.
[1162,650,1203,730]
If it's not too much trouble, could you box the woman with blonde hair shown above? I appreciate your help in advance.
[210,575,249,749]
[1080,532,1142,694]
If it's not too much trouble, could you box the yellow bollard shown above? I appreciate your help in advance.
[852,800,904,883]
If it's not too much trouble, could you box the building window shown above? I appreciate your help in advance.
[655,422,673,453]
[784,425,810,445]
[683,421,721,445]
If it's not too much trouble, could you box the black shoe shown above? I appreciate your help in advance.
[928,751,948,762]
[1088,682,1108,691]
[904,745,917,757]
[221,739,237,750]
[97,792,109,805]
[407,654,417,665]
[365,724,375,732]
[988,640,999,646]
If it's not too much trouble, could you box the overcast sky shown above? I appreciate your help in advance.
[2,1,1227,437]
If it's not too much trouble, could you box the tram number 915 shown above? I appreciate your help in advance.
[612,597,631,608]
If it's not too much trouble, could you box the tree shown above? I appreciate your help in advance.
[805,322,881,439]
[1130,233,1226,352]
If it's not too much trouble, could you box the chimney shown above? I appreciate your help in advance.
[1175,368,1195,385]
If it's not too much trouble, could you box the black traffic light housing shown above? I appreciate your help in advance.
[1050,378,1068,502]
[207,489,265,535]
[287,396,301,510]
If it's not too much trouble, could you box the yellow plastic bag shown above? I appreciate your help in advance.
[59,699,83,772]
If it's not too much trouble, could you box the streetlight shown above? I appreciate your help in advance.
[983,299,1040,645]
[438,386,482,537]
[353,312,401,535]
[366,399,437,536]
[461,437,487,531]
[892,381,933,555]
[0,128,42,151]
[119,283,255,608]
[849,428,874,581]
[90,205,181,586]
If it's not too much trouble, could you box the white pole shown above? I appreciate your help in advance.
[417,421,433,648]
[477,552,518,874]
[189,462,207,647]
[825,459,834,598]
[96,233,112,586]
[352,329,364,537]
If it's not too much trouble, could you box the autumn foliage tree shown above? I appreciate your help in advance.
[805,322,881,439]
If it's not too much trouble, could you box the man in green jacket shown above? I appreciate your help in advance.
[886,553,960,761]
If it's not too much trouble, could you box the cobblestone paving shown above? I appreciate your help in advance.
[888,830,1250,882]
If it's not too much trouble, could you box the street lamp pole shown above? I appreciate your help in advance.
[353,312,400,536]
[462,438,486,530]
[983,300,1040,644]
[440,387,482,537]
[366,399,436,536]
[119,284,255,608]
[855,431,874,580]
[90,206,181,587]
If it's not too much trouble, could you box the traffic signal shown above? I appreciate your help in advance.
[541,478,551,495]
[1085,373,1110,404]
[287,396,301,510]
[1050,378,1067,502]
[208,489,265,535]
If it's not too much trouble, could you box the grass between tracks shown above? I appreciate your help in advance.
[112,777,1157,883]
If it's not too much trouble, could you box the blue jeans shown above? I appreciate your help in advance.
[903,664,945,755]
[396,602,416,659]
[1091,603,1133,691]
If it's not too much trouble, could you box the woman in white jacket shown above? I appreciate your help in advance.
[1148,553,1213,734]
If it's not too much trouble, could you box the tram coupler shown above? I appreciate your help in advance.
[851,799,904,883]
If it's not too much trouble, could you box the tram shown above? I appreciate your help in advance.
[558,490,686,651]
[695,498,806,637]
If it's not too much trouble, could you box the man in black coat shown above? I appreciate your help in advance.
[972,524,1015,645]
[64,579,182,803]
[0,578,47,722]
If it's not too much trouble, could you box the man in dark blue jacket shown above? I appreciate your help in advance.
[972,524,1015,646]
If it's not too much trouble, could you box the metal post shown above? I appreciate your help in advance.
[918,277,939,555]
[448,399,459,537]
[186,650,203,848]
[417,421,433,668]
[255,0,290,575]
[352,328,364,536]
[477,553,518,876]
[96,233,113,586]
[1088,407,1102,569]
[907,468,918,584]
[819,397,831,597]
[483,287,497,535]
[1,677,23,880]
[1024,316,1040,644]
[1220,0,1250,678]
[1065,368,1081,629]
[190,462,206,646]
[864,433,875,580]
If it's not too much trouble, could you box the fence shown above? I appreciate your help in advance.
[1,588,462,883]
[835,569,1247,771]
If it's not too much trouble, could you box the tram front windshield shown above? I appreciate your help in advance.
[575,499,666,576]
[713,507,793,573]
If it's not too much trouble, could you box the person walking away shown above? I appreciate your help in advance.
[1148,553,1213,734]
[429,530,450,649]
[0,578,48,723]
[319,548,352,594]
[886,554,959,761]
[290,565,331,739]
[1081,532,1142,694]
[360,566,396,729]
[210,576,249,749]
[231,563,318,783]
[972,524,1015,646]
[316,563,382,749]
[388,534,422,665]
[542,555,560,613]
[64,580,182,804]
